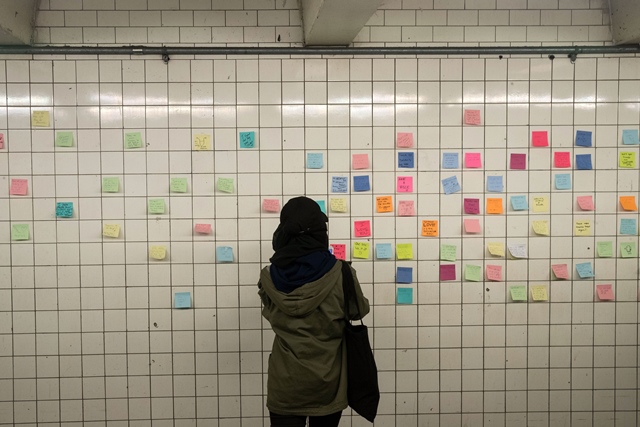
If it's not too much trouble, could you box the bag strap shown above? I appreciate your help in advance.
[340,261,363,324]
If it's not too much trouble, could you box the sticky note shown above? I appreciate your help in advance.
[510,153,526,170]
[376,243,392,259]
[397,287,413,304]
[217,177,234,193]
[597,241,613,257]
[397,132,414,148]
[464,199,480,214]
[193,134,211,150]
[465,152,482,168]
[10,179,28,196]
[510,286,527,301]
[440,264,456,281]
[397,176,413,193]
[353,175,370,192]
[398,152,414,168]
[486,265,502,281]
[532,131,548,147]
[487,176,503,192]
[576,262,594,278]
[398,200,414,216]
[396,244,413,260]
[554,152,571,168]
[486,198,503,214]
[620,218,637,235]
[354,220,371,237]
[464,109,481,125]
[510,195,528,211]
[0,133,4,149]
[102,224,120,238]
[464,219,481,234]
[465,264,481,282]
[170,178,188,193]
[575,154,592,170]
[577,196,594,211]
[216,246,234,262]
[596,284,613,301]
[330,244,346,260]
[307,153,324,169]
[102,177,119,193]
[552,264,569,280]
[619,152,636,168]
[330,198,348,213]
[331,176,348,193]
[376,196,393,213]
[55,131,74,147]
[174,292,191,309]
[621,242,637,258]
[194,223,212,234]
[148,199,165,214]
[31,111,50,127]
[532,197,548,213]
[124,132,143,149]
[622,129,639,145]
[11,224,30,241]
[316,200,326,214]
[576,130,592,147]
[422,220,438,237]
[239,131,255,148]
[442,176,461,194]
[554,174,571,190]
[397,268,413,284]
[352,154,369,170]
[442,153,459,169]
[575,220,591,236]
[532,220,549,236]
[262,199,280,212]
[440,244,457,262]
[508,244,527,258]
[620,196,637,211]
[150,246,167,260]
[56,202,73,218]
[488,242,504,257]
[353,242,370,259]
[531,285,548,301]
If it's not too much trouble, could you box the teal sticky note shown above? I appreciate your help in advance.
[239,131,255,148]
[316,200,326,214]
[397,287,413,304]
[174,292,191,309]
[622,129,639,145]
[576,262,594,278]
[620,218,637,235]
[307,153,323,169]
[216,246,233,262]
[56,202,73,218]
[376,243,392,259]
[555,174,571,190]
[510,195,528,211]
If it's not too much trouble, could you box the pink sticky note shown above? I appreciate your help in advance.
[554,151,571,168]
[532,131,549,147]
[464,109,481,125]
[510,153,526,170]
[397,132,414,148]
[10,179,28,196]
[465,152,482,168]
[464,219,481,234]
[440,264,456,281]
[330,244,346,260]
[464,198,480,215]
[397,176,413,193]
[398,200,415,216]
[486,265,502,281]
[262,199,280,212]
[596,284,613,301]
[194,223,212,234]
[552,264,569,280]
[0,133,4,149]
[354,220,371,237]
[352,154,369,170]
[577,196,594,211]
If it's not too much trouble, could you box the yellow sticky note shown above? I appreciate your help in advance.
[396,243,413,260]
[531,285,548,301]
[32,111,50,127]
[488,242,504,257]
[353,242,370,259]
[532,220,549,236]
[102,224,120,238]
[574,220,591,236]
[193,134,211,151]
[422,220,438,237]
[376,196,393,213]
[150,245,167,260]
[620,196,637,211]
[619,152,636,168]
[532,197,549,213]
[486,198,503,214]
[330,198,348,213]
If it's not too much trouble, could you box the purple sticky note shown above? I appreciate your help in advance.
[464,198,480,214]
[440,264,456,281]
[510,153,526,170]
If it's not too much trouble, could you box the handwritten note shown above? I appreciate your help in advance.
[510,195,528,211]
[102,177,119,193]
[331,176,348,193]
[397,287,413,304]
[353,176,370,192]
[555,174,571,190]
[620,218,637,235]
[532,197,548,213]
[330,244,346,260]
[396,244,413,260]
[510,153,526,170]
[376,196,393,213]
[597,241,613,257]
[216,246,234,262]
[464,109,481,125]
[442,176,461,194]
[622,129,639,145]
[150,246,167,260]
[464,198,480,214]
[175,292,191,309]
[194,223,212,234]
[217,177,234,193]
[353,242,370,259]
[10,179,28,196]
[531,285,548,301]
[576,130,593,147]
[575,154,592,170]
[620,196,637,211]
[508,243,527,259]
[619,152,636,168]
[486,265,502,281]
[102,224,120,238]
[307,153,324,169]
[532,131,548,147]
[440,264,456,281]
[574,220,591,236]
[397,268,413,284]
[398,200,414,216]
[442,153,459,169]
[552,264,569,280]
[440,244,457,262]
[532,220,549,236]
[193,134,211,150]
[620,242,637,258]
[239,131,255,148]
[55,131,74,147]
[55,202,73,218]
[486,198,503,214]
[11,224,30,241]
[465,152,482,168]
[487,176,503,192]
[510,286,527,301]
[465,264,481,282]
[352,154,369,170]
[376,243,392,259]
[398,152,414,168]
[488,242,504,257]
[554,152,571,168]
[422,220,438,237]
[354,220,371,237]
[596,284,613,301]
[464,219,481,234]
[576,262,594,278]
[397,132,414,148]
[148,199,165,214]
[125,132,143,149]
[330,198,347,213]
[170,178,188,193]
[577,196,594,211]
[32,111,50,127]
[397,177,413,193]
[262,199,280,213]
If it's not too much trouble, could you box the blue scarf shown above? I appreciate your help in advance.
[270,250,337,294]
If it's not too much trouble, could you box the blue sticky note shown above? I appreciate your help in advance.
[316,200,326,214]
[174,292,191,309]
[397,268,413,284]
[575,130,592,147]
[555,173,571,190]
[441,176,461,195]
[331,176,348,193]
[353,175,370,192]
[397,287,413,303]
[442,153,459,169]
[239,131,255,148]
[620,218,637,235]
[376,243,392,259]
[216,246,234,262]
[576,262,594,278]
[622,129,639,145]
[510,195,528,211]
[307,153,323,169]
[398,152,414,168]
[576,154,592,170]
[56,202,73,218]
[487,176,503,192]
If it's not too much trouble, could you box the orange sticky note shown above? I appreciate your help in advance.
[263,199,280,212]
[486,198,503,214]
[554,152,571,168]
[352,154,369,170]
[620,196,637,211]
[376,196,393,213]
[464,219,481,234]
[10,179,28,196]
[532,131,548,147]
[398,200,414,216]
[397,132,414,148]
[464,109,481,125]
[194,223,212,234]
[422,220,438,237]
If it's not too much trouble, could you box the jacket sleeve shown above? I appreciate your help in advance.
[348,265,370,321]
[257,280,272,322]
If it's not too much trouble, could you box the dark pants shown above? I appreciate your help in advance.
[269,411,342,427]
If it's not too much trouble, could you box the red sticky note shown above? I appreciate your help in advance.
[464,198,480,214]
[464,219,481,234]
[510,153,526,170]
[398,200,415,216]
[464,109,481,125]
[552,264,569,280]
[397,176,413,193]
[596,284,613,301]
[440,264,456,281]
[10,179,28,196]
[0,133,4,149]
[354,220,371,237]
[352,154,369,170]
[486,265,502,281]
[577,196,594,211]
[262,199,280,212]
[330,244,346,260]
[194,223,212,234]
[554,151,571,168]
[532,131,549,147]
[465,152,482,168]
[397,132,414,148]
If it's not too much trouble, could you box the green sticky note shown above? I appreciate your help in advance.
[396,243,413,260]
[102,177,119,193]
[217,177,234,193]
[148,199,165,214]
[55,131,74,147]
[597,241,613,257]
[465,264,481,282]
[619,152,636,168]
[440,244,457,262]
[125,132,143,149]
[170,178,188,193]
[397,288,413,304]
[510,286,527,301]
[11,224,30,241]
[620,242,637,258]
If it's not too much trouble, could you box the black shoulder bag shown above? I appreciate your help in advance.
[340,261,379,423]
